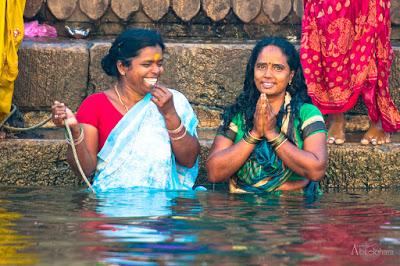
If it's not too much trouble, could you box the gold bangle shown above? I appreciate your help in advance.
[248,130,262,141]
[269,133,286,148]
[243,131,261,145]
[170,127,187,141]
[271,135,286,149]
[267,132,282,144]
[274,138,288,151]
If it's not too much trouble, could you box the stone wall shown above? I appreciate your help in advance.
[24,0,400,40]
[1,139,399,189]
[14,39,400,129]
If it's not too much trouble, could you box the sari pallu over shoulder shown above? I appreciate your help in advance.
[227,94,324,194]
[92,90,199,192]
[228,94,295,193]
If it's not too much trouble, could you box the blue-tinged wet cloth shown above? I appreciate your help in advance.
[92,90,199,192]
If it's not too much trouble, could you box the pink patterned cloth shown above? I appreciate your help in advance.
[300,0,400,132]
[24,20,57,38]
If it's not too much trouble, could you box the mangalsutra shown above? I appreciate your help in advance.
[114,85,129,113]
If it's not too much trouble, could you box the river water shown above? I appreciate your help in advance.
[1,187,399,265]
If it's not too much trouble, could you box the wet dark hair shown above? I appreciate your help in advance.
[222,37,311,131]
[101,28,165,78]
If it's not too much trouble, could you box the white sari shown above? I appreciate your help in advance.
[92,90,199,192]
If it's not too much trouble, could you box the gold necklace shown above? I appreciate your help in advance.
[114,85,129,113]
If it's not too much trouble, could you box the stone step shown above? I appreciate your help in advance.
[5,39,400,190]
[1,131,399,190]
[14,39,400,129]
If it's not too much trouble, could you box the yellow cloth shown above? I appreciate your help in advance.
[0,0,26,122]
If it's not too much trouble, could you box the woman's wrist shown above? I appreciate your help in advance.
[249,129,263,139]
[71,125,82,138]
[264,130,279,141]
[163,110,179,127]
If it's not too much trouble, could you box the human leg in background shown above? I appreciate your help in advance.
[300,0,399,145]
[327,113,346,145]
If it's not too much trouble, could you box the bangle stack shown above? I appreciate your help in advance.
[168,120,187,141]
[243,131,262,145]
[267,132,288,151]
[65,125,84,146]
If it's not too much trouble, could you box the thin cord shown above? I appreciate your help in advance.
[0,104,52,132]
[64,121,96,194]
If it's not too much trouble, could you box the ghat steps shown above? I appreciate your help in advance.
[1,39,399,189]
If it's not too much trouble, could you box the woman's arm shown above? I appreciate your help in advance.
[150,86,200,168]
[66,123,98,177]
[163,112,200,168]
[267,131,328,181]
[262,100,328,182]
[52,101,98,177]
[207,96,266,182]
[206,134,258,182]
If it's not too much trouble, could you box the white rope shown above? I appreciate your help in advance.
[64,121,96,194]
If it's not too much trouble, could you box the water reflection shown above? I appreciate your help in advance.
[82,188,209,265]
[287,203,400,265]
[0,187,399,265]
[0,203,37,265]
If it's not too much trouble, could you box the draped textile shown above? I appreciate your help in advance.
[0,0,25,122]
[300,0,400,132]
[219,94,326,194]
[92,90,199,192]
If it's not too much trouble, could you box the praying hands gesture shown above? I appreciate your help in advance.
[252,93,279,140]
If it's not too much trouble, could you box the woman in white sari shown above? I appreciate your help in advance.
[51,29,200,192]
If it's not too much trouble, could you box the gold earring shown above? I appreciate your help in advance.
[289,80,292,85]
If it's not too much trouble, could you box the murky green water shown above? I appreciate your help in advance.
[0,187,399,265]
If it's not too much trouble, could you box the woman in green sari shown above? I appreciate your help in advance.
[206,37,328,194]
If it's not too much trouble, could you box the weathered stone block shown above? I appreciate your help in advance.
[193,105,222,128]
[111,0,140,21]
[0,139,79,186]
[79,0,109,21]
[262,0,292,23]
[323,144,400,189]
[47,0,77,20]
[65,3,91,22]
[89,41,252,107]
[14,40,89,111]
[89,41,115,93]
[202,0,231,22]
[24,0,44,19]
[0,138,399,189]
[232,0,262,23]
[161,42,252,106]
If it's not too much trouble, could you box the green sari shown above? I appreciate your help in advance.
[219,95,326,194]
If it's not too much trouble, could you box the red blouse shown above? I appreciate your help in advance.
[76,92,123,151]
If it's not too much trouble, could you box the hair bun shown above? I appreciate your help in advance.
[101,53,117,77]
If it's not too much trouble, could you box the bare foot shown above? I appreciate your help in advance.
[327,113,346,145]
[361,121,391,145]
[0,131,5,139]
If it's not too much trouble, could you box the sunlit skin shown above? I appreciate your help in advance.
[251,45,295,139]
[328,113,390,145]
[206,45,328,191]
[51,45,200,176]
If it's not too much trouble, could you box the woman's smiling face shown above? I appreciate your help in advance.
[119,45,164,95]
[254,45,294,99]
